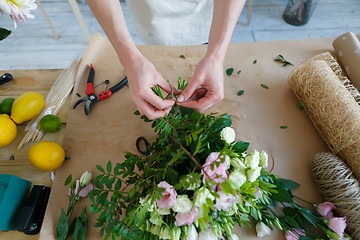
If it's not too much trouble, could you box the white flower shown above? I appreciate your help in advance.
[186,225,199,240]
[157,208,170,215]
[214,191,239,211]
[159,226,171,239]
[149,213,163,226]
[256,222,271,238]
[79,171,92,188]
[259,150,268,168]
[247,167,262,182]
[230,157,247,171]
[229,233,239,240]
[172,195,193,213]
[194,187,214,208]
[220,127,235,144]
[198,228,217,240]
[0,0,37,28]
[245,150,260,169]
[229,170,247,188]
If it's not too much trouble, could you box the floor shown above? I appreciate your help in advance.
[0,0,359,70]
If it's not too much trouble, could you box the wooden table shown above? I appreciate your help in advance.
[0,69,70,240]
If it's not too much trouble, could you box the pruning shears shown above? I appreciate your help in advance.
[73,64,128,115]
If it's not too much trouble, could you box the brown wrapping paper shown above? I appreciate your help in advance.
[333,32,360,90]
[39,32,344,239]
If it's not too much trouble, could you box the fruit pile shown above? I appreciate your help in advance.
[1,91,65,171]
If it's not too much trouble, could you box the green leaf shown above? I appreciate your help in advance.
[253,60,257,64]
[233,141,250,153]
[271,185,293,203]
[226,68,234,76]
[168,150,184,166]
[96,165,105,173]
[237,90,244,96]
[106,161,112,173]
[280,125,288,129]
[179,54,186,59]
[297,101,304,110]
[134,110,141,115]
[237,70,241,74]
[276,178,300,191]
[261,84,269,89]
[274,54,294,67]
[0,28,11,41]
[56,208,69,240]
[65,174,72,185]
[76,93,81,97]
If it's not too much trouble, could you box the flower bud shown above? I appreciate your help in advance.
[220,127,236,145]
[79,171,92,188]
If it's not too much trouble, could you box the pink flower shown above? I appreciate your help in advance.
[285,229,306,240]
[202,152,230,185]
[329,217,346,238]
[214,191,238,211]
[317,202,336,219]
[68,180,80,196]
[175,207,198,226]
[155,181,177,209]
[79,183,93,197]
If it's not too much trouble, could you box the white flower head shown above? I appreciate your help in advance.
[186,224,199,240]
[157,207,170,215]
[259,150,268,168]
[247,167,262,182]
[198,228,217,240]
[79,171,92,188]
[229,170,247,188]
[214,191,239,211]
[220,127,235,144]
[230,157,247,171]
[245,150,260,169]
[256,222,271,237]
[172,195,193,213]
[194,187,214,208]
[0,0,37,28]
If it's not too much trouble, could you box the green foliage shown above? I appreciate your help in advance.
[0,28,11,41]
[226,68,234,76]
[274,54,294,67]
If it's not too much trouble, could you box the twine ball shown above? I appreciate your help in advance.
[311,152,360,239]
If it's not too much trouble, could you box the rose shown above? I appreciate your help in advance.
[246,167,262,182]
[175,207,198,226]
[198,228,217,240]
[172,195,193,213]
[79,171,92,188]
[328,217,346,239]
[186,225,199,240]
[228,169,247,188]
[194,186,214,207]
[230,157,247,171]
[317,202,336,219]
[214,191,239,211]
[245,150,260,169]
[202,152,230,185]
[220,127,235,144]
[256,222,271,237]
[285,229,306,240]
[259,150,268,168]
[156,181,177,209]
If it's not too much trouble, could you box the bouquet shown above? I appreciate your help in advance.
[88,78,350,240]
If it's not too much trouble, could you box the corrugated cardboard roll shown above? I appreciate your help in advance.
[288,57,360,180]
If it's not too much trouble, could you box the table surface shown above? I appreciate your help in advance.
[0,69,69,240]
[1,32,350,239]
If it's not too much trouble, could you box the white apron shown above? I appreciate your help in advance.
[125,0,214,45]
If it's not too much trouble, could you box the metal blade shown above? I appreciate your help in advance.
[73,97,88,109]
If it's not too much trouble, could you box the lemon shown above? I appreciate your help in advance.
[0,114,17,147]
[11,92,45,124]
[0,98,15,115]
[28,141,65,171]
[40,114,62,133]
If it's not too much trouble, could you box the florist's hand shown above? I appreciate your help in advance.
[126,56,176,120]
[177,55,224,112]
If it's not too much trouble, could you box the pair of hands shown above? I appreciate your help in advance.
[126,55,224,120]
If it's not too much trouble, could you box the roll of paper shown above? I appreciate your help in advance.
[333,32,360,91]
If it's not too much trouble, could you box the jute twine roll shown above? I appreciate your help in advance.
[288,53,360,180]
[311,152,360,239]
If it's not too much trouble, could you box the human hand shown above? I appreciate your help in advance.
[126,56,176,120]
[177,55,224,112]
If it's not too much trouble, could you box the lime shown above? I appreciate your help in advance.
[0,98,15,115]
[28,141,65,171]
[40,114,62,133]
